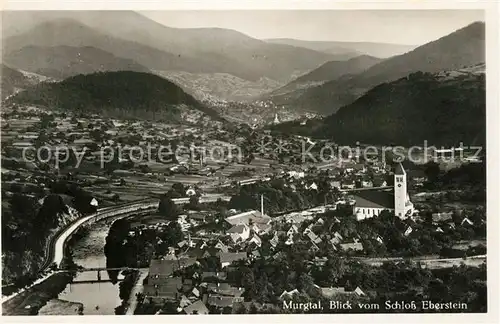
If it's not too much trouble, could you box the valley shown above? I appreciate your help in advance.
[0,9,489,317]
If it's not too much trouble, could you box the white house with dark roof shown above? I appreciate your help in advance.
[227,224,250,243]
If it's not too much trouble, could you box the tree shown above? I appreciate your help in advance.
[171,182,186,196]
[187,195,200,210]
[424,161,441,183]
[158,195,179,220]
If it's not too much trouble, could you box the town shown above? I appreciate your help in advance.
[1,102,486,315]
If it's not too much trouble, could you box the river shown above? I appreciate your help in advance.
[40,221,123,315]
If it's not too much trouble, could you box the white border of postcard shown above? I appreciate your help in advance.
[0,1,499,324]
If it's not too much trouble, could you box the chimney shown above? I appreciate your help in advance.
[260,194,264,216]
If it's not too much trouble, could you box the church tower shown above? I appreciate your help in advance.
[394,163,409,218]
[273,113,280,124]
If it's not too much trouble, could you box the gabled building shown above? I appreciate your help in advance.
[224,210,271,226]
[287,225,299,237]
[144,276,183,300]
[340,242,364,251]
[227,224,250,244]
[183,300,209,315]
[220,252,248,268]
[353,163,414,220]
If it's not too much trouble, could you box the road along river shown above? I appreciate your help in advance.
[44,221,122,315]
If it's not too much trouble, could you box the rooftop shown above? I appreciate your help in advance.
[220,252,248,264]
[183,300,209,315]
[225,210,271,226]
[394,163,406,175]
[353,190,394,209]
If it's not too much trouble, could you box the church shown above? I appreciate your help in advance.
[352,163,414,221]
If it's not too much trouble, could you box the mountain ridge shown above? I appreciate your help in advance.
[3,45,151,79]
[316,64,486,146]
[265,38,418,58]
[268,55,383,99]
[7,71,223,122]
[2,13,336,83]
[271,21,485,115]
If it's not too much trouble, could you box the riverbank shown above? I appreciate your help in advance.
[38,299,84,315]
[1,272,74,316]
[114,270,140,315]
[125,269,149,315]
[2,227,85,316]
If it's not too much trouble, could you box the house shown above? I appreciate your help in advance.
[90,197,98,207]
[251,250,261,259]
[404,226,413,237]
[306,182,318,191]
[330,232,343,245]
[190,213,209,223]
[205,283,245,297]
[220,252,248,268]
[287,225,299,236]
[214,241,229,253]
[372,176,387,187]
[148,259,181,284]
[177,257,197,269]
[319,286,366,298]
[279,289,299,300]
[330,180,342,189]
[362,180,373,188]
[207,295,244,309]
[343,162,356,173]
[342,180,356,190]
[320,287,348,298]
[313,257,328,266]
[270,233,279,248]
[179,295,192,308]
[340,242,364,251]
[284,214,306,224]
[432,212,454,223]
[353,164,366,173]
[461,217,474,226]
[201,272,227,281]
[186,187,197,196]
[182,279,194,294]
[144,277,183,300]
[354,287,366,296]
[285,236,294,245]
[307,231,322,244]
[309,242,320,252]
[178,240,189,248]
[227,224,250,243]
[329,242,338,250]
[446,222,456,230]
[248,234,262,247]
[287,171,305,179]
[225,210,271,226]
[183,300,209,315]
[251,222,273,235]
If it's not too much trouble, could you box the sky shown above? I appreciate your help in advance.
[141,10,484,45]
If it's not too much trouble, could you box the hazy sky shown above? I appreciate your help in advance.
[141,10,484,45]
